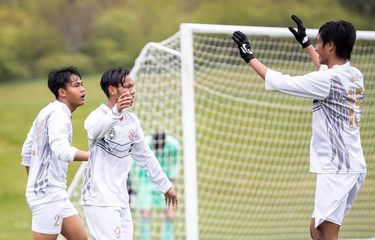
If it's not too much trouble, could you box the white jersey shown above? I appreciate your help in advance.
[21,101,78,206]
[265,62,366,174]
[81,104,172,207]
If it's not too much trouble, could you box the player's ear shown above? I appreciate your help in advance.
[58,88,67,98]
[108,85,117,96]
[327,41,335,52]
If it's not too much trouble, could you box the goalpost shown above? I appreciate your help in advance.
[66,23,375,240]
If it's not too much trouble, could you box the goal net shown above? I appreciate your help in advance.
[66,23,375,240]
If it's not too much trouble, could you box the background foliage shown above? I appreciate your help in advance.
[0,0,374,83]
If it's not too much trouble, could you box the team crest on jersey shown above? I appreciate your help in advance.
[128,129,135,141]
[109,128,116,139]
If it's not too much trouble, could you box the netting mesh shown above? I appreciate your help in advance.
[66,26,375,240]
[130,34,185,240]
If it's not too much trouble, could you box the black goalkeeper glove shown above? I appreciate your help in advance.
[288,15,311,48]
[232,31,255,63]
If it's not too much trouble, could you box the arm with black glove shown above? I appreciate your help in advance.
[232,31,267,80]
[288,15,320,68]
[288,15,311,48]
[232,31,255,63]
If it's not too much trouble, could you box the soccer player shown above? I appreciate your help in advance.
[81,67,178,240]
[132,132,181,240]
[232,15,366,240]
[21,66,89,240]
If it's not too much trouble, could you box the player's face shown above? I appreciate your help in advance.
[63,74,85,111]
[117,75,135,106]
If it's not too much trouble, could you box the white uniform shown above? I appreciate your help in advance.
[21,100,79,234]
[82,104,172,240]
[265,62,366,227]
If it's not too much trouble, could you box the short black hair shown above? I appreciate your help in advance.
[318,20,356,60]
[100,67,130,98]
[48,66,81,99]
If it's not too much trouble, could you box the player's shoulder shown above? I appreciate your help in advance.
[85,104,107,120]
[125,111,139,122]
[348,65,364,80]
[38,102,54,114]
[44,101,70,120]
[335,62,364,84]
[166,135,180,147]
[331,62,362,75]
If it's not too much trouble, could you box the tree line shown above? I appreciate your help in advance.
[0,0,373,83]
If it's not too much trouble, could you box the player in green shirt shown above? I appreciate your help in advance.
[132,132,181,240]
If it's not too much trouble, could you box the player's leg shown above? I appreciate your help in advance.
[140,209,152,240]
[59,199,87,240]
[161,208,175,240]
[317,221,340,240]
[60,214,87,240]
[83,205,133,240]
[312,173,364,240]
[309,218,319,240]
[317,173,365,240]
[32,232,58,240]
[136,184,153,240]
[151,188,173,240]
[314,192,346,240]
[343,173,366,216]
[310,218,340,240]
[30,200,67,240]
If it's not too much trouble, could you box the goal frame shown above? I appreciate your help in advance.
[178,23,375,240]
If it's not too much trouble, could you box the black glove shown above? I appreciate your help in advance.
[232,31,255,63]
[288,15,311,48]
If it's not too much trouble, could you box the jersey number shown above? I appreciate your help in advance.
[348,87,364,128]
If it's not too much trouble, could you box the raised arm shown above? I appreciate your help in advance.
[232,31,267,80]
[288,15,320,69]
[232,30,330,100]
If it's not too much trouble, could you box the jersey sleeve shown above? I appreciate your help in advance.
[21,121,36,167]
[48,110,78,163]
[84,105,121,140]
[265,68,331,100]
[131,120,172,193]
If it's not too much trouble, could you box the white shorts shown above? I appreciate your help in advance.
[30,198,77,234]
[83,205,133,240]
[312,172,365,228]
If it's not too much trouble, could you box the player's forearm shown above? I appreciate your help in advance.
[249,58,267,80]
[25,166,29,176]
[74,150,89,161]
[305,45,320,69]
[147,164,173,193]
